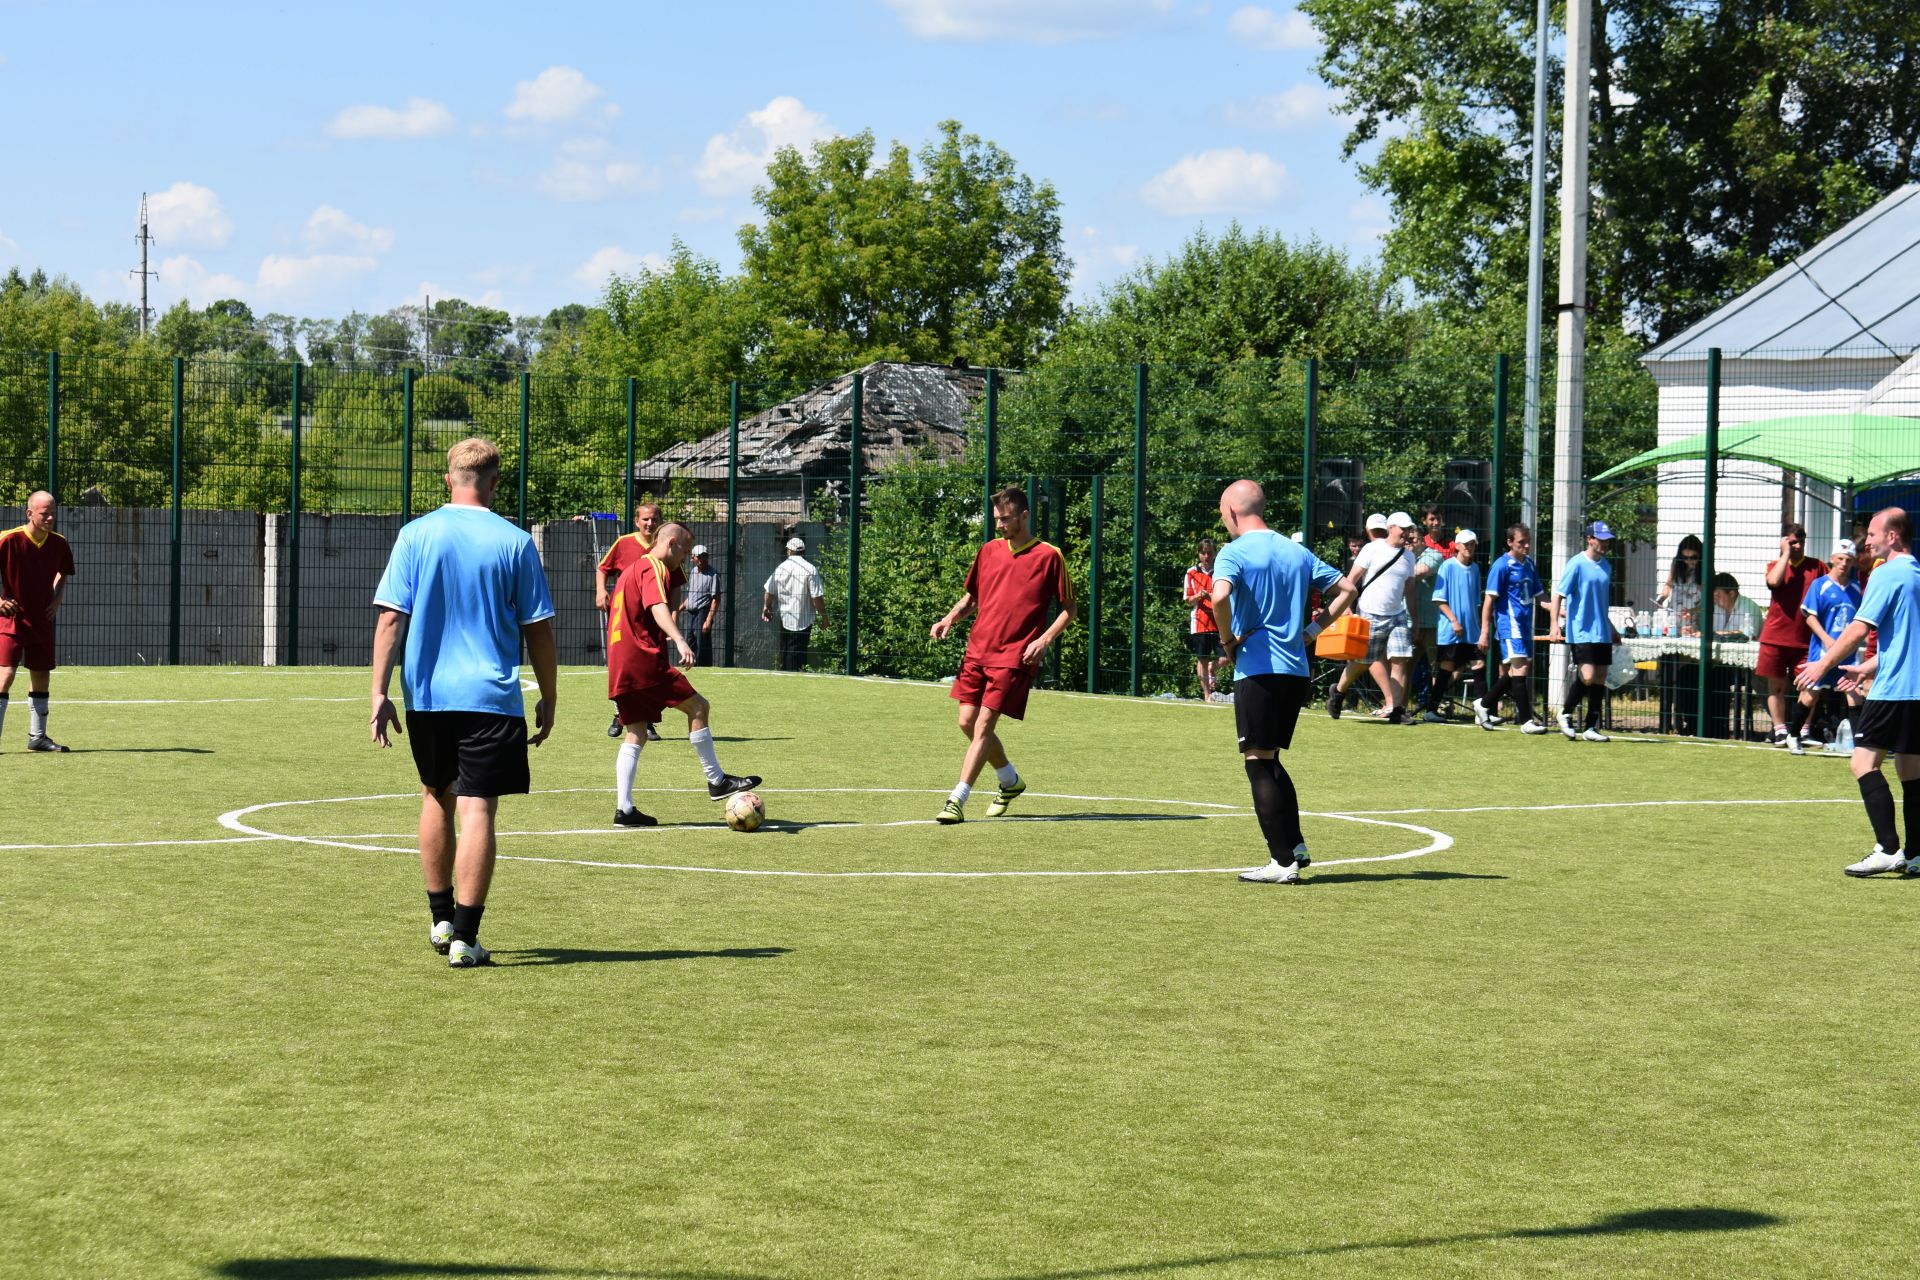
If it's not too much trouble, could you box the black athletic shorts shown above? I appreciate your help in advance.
[1185,631,1221,658]
[1234,673,1310,753]
[1571,642,1613,667]
[1854,698,1920,755]
[1437,642,1480,668]
[406,710,530,797]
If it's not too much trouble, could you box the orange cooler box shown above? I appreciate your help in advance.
[1313,615,1370,661]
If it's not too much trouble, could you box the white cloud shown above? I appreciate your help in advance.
[159,254,250,306]
[505,66,606,124]
[147,182,235,249]
[0,227,20,261]
[326,97,456,139]
[1228,5,1317,51]
[697,96,834,196]
[572,246,666,286]
[536,139,656,202]
[1224,83,1343,129]
[1140,148,1290,215]
[159,251,377,308]
[677,205,729,224]
[885,0,1176,42]
[304,205,395,254]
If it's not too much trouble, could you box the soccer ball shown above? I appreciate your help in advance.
[725,791,765,832]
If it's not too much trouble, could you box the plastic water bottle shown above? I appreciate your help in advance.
[1635,609,1650,637]
[1827,719,1854,755]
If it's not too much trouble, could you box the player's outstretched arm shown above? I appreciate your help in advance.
[523,617,559,745]
[1798,619,1870,689]
[369,608,409,747]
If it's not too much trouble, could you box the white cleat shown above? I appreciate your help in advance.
[1843,846,1908,878]
[1581,727,1610,743]
[1238,858,1303,884]
[448,939,492,967]
[1557,710,1577,739]
[429,920,454,955]
[1472,699,1496,731]
[1519,718,1549,735]
[1787,734,1805,756]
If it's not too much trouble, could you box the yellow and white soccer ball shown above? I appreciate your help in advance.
[725,791,765,832]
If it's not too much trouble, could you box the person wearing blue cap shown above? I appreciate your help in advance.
[1547,521,1622,742]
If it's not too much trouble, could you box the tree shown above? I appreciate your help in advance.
[739,121,1068,380]
[1304,0,1920,342]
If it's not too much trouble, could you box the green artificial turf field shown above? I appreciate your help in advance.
[2,666,1916,1279]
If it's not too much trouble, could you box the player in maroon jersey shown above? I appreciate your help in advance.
[0,491,77,752]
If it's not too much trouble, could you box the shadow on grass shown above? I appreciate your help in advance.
[992,1206,1782,1278]
[215,1262,771,1279]
[492,945,790,967]
[62,747,215,754]
[1297,869,1508,885]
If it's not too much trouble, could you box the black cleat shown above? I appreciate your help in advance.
[708,773,762,801]
[606,716,623,738]
[25,735,68,753]
[613,808,658,827]
[645,724,663,742]
[1327,688,1345,720]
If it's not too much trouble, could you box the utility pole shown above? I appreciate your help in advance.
[1549,0,1592,710]
[130,193,157,338]
[1521,0,1550,531]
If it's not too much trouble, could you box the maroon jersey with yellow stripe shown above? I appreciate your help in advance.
[962,537,1072,668]
[608,554,686,695]
[598,531,653,577]
[0,525,75,635]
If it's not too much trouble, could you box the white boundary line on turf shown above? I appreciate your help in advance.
[212,787,1451,877]
[62,696,361,706]
[1331,798,1854,817]
[0,836,277,850]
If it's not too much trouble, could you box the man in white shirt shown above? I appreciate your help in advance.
[763,536,826,671]
[1328,511,1432,725]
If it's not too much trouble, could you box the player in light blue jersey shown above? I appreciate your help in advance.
[1419,529,1482,721]
[372,437,558,967]
[1547,521,1622,742]
[1786,540,1861,755]
[1477,525,1547,733]
[1210,480,1355,884]
[1797,508,1920,877]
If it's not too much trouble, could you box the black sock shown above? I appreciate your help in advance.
[1514,679,1536,724]
[1487,672,1511,707]
[1585,681,1605,730]
[1563,678,1584,717]
[1785,699,1811,736]
[1426,669,1452,712]
[452,901,486,946]
[1858,772,1900,852]
[427,888,455,925]
[1902,778,1920,856]
[1244,757,1302,864]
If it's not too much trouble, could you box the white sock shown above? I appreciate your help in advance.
[616,740,642,810]
[994,762,1019,787]
[949,781,972,805]
[688,726,725,784]
[0,695,8,738]
[28,693,47,738]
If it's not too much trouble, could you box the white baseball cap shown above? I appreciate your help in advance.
[786,537,805,552]
[691,544,708,556]
[1455,528,1479,544]
[1364,513,1389,532]
[1387,511,1417,529]
[1836,538,1857,556]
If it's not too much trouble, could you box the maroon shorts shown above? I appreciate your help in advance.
[613,669,698,726]
[950,659,1036,720]
[0,629,54,671]
[1756,642,1801,679]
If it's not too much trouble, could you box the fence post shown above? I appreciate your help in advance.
[1302,357,1317,539]
[624,377,638,531]
[725,381,740,668]
[845,372,863,676]
[1088,474,1103,693]
[983,367,999,539]
[287,363,303,666]
[169,358,184,665]
[1696,347,1721,737]
[46,352,58,499]
[1131,363,1148,697]
[1491,354,1509,538]
[517,371,530,528]
[1025,474,1037,528]
[401,368,414,523]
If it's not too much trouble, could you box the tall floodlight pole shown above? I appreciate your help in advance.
[1549,0,1592,710]
[1522,0,1550,530]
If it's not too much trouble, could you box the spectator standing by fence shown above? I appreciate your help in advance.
[1184,537,1221,700]
[763,537,825,672]
[1796,508,1920,877]
[1657,534,1704,633]
[679,544,721,668]
[1760,522,1826,746]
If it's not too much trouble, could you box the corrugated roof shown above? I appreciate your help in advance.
[1644,184,1920,362]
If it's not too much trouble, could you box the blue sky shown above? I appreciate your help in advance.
[0,0,1386,323]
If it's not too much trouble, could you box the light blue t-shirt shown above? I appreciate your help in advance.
[1553,554,1614,644]
[1801,575,1861,665]
[1435,557,1483,645]
[1486,553,1543,639]
[1856,553,1920,702]
[1212,528,1343,678]
[373,504,556,715]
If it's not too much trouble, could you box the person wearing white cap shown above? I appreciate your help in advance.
[1327,510,1431,725]
[763,535,825,671]
[1786,538,1862,754]
[1547,520,1623,742]
[1419,529,1482,721]
[678,543,721,669]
